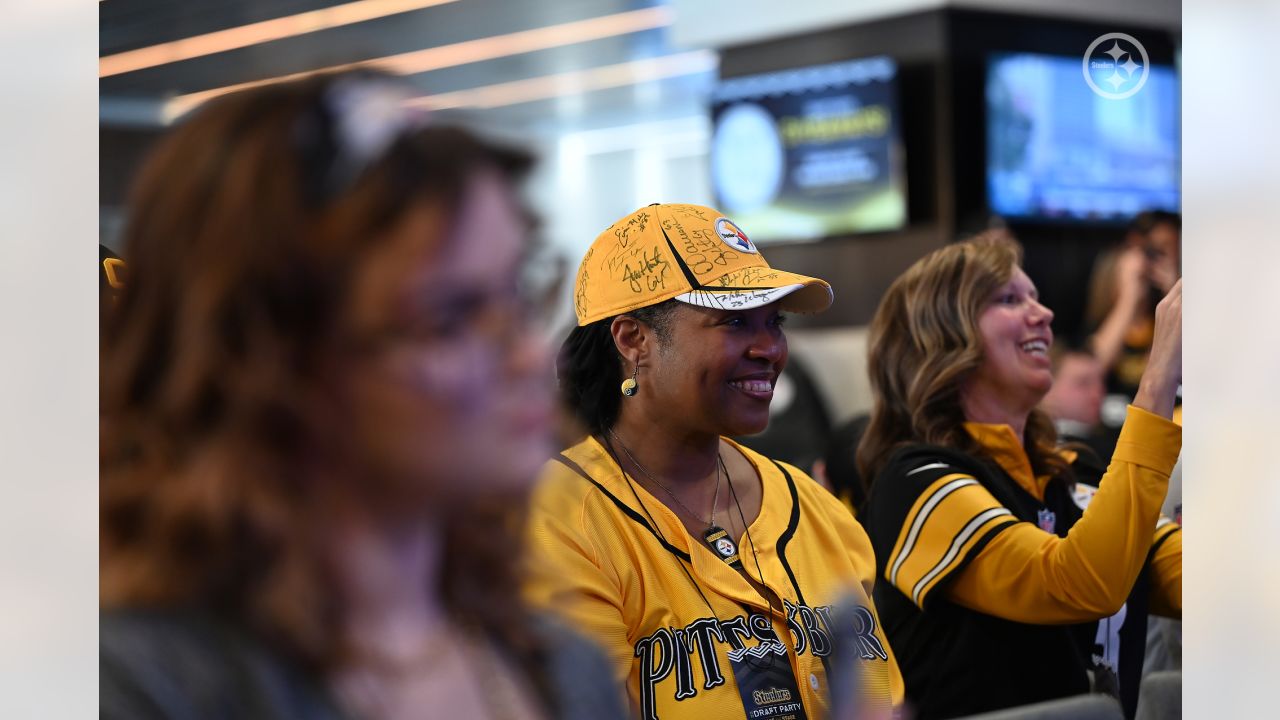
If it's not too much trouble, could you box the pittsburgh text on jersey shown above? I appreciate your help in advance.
[632,600,889,720]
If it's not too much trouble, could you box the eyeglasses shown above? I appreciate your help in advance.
[344,243,567,359]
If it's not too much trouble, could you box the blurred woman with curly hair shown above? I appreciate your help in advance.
[100,71,621,720]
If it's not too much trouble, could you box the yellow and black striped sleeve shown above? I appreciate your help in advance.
[946,406,1182,623]
[875,461,1013,607]
[1149,517,1182,618]
[524,461,634,684]
[869,458,1020,610]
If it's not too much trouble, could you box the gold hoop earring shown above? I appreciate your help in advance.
[620,366,638,397]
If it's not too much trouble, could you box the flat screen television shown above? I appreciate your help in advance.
[709,56,907,243]
[986,51,1180,221]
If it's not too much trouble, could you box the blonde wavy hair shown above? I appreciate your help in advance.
[856,233,1070,486]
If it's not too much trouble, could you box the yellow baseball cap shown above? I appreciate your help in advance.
[572,203,834,326]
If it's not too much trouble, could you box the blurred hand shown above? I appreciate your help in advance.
[1133,279,1182,419]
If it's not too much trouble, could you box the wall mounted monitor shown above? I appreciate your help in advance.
[986,51,1180,221]
[710,56,907,243]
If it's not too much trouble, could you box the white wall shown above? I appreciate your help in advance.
[519,113,713,334]
[787,326,876,423]
[530,114,714,264]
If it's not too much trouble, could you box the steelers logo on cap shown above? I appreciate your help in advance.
[714,217,758,255]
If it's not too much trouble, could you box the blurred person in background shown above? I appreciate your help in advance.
[1085,211,1181,400]
[1039,345,1118,462]
[526,204,903,720]
[857,234,1182,719]
[811,413,873,518]
[99,71,622,720]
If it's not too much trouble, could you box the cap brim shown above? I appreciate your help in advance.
[674,268,833,314]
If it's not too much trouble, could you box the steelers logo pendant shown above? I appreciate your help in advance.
[714,536,737,558]
[703,525,740,566]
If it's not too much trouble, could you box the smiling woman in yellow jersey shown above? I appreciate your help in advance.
[857,235,1181,719]
[525,203,904,720]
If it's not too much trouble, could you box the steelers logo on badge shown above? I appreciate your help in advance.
[715,537,737,558]
[714,217,758,254]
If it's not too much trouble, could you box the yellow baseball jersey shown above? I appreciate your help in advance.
[525,436,903,720]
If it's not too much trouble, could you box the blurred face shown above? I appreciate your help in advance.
[1040,353,1105,425]
[1146,221,1180,268]
[1144,221,1181,290]
[339,172,553,504]
[645,302,788,437]
[963,266,1056,415]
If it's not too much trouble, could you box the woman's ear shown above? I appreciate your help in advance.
[610,315,648,368]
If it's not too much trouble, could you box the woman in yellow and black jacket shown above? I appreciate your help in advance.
[857,234,1181,720]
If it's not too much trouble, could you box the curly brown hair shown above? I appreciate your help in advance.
[856,233,1070,486]
[100,72,549,689]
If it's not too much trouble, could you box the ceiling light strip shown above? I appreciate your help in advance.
[100,0,460,77]
[160,6,672,120]
[410,50,718,110]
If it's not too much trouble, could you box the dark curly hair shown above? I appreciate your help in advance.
[556,300,679,437]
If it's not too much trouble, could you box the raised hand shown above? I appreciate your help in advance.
[1133,279,1182,419]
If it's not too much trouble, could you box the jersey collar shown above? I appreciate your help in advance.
[961,423,1079,501]
[578,434,794,611]
[962,422,1044,500]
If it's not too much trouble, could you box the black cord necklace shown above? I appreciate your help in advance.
[601,434,779,672]
[601,434,722,617]
[722,454,784,620]
[609,429,744,568]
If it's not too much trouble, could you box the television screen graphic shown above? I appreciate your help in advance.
[986,52,1180,221]
[710,56,907,243]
